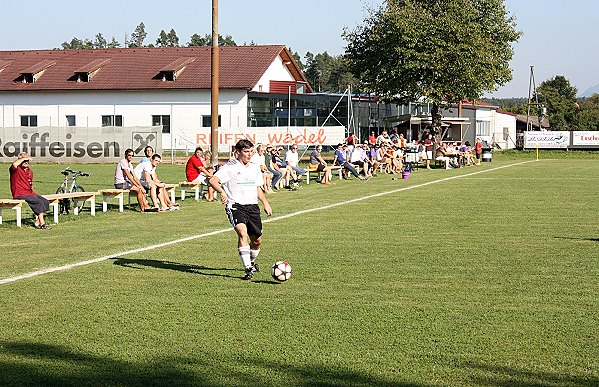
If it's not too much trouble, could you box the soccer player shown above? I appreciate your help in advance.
[209,139,273,280]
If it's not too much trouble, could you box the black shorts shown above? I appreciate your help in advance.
[16,194,50,215]
[226,204,262,237]
[311,163,325,172]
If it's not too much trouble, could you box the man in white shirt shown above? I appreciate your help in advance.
[134,154,177,211]
[209,139,273,280]
[284,145,305,186]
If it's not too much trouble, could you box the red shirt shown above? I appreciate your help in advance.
[475,142,483,155]
[185,154,204,182]
[368,135,376,145]
[9,165,35,198]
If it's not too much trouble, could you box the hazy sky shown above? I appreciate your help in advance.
[1,0,597,98]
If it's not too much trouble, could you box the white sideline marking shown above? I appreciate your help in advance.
[0,160,536,285]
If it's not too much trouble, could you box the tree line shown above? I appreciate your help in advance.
[58,22,358,95]
[58,11,599,131]
[482,75,599,131]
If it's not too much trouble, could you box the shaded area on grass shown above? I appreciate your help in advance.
[111,257,280,284]
[0,341,413,386]
[462,359,598,387]
[112,257,240,279]
[554,236,599,242]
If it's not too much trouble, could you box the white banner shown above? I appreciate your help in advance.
[524,131,569,149]
[572,131,599,146]
[0,126,161,162]
[193,126,346,151]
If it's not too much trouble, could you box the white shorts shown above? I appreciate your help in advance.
[426,151,433,160]
[192,173,207,184]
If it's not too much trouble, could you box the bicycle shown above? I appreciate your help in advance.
[55,167,91,214]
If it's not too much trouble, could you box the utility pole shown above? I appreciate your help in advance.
[210,0,219,166]
[526,66,541,131]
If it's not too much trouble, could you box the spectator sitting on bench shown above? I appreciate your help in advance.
[350,143,372,178]
[285,145,305,186]
[435,142,453,169]
[134,154,178,211]
[268,146,289,190]
[333,143,369,181]
[9,152,52,229]
[310,144,333,185]
[250,144,275,194]
[114,149,157,212]
[186,146,217,202]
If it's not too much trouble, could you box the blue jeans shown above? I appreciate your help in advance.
[268,167,282,187]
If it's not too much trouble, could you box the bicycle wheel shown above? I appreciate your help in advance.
[71,186,86,214]
[56,186,70,215]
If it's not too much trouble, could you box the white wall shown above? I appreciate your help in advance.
[252,56,294,92]
[0,89,249,150]
[493,112,517,149]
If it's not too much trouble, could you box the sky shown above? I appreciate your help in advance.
[1,0,597,98]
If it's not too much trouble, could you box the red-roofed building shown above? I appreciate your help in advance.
[0,46,331,158]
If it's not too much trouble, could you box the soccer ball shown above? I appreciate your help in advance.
[271,261,292,282]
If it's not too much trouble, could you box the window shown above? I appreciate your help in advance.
[20,115,37,127]
[202,115,221,127]
[476,120,490,137]
[66,115,76,127]
[102,115,123,127]
[152,115,171,134]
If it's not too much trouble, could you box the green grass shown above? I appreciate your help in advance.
[0,154,598,386]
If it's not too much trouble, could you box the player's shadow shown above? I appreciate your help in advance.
[111,257,240,279]
[553,236,599,242]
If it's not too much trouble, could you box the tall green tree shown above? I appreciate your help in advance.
[535,75,578,130]
[573,94,599,130]
[344,0,521,139]
[129,22,147,48]
[186,33,236,46]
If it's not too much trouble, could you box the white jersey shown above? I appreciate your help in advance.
[215,159,264,208]
[133,161,154,182]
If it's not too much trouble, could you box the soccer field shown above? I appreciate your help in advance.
[1,156,598,386]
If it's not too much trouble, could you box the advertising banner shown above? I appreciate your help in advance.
[0,126,161,162]
[524,131,569,149]
[572,131,599,146]
[193,126,346,152]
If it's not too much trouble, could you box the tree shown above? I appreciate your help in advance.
[535,75,578,130]
[129,22,147,48]
[287,48,304,71]
[94,33,107,49]
[186,33,237,46]
[573,94,599,130]
[344,0,521,140]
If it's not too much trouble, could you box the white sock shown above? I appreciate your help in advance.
[238,246,251,269]
[250,249,260,264]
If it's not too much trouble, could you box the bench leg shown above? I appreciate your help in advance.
[102,196,108,212]
[51,202,59,224]
[118,195,124,212]
[194,187,199,201]
[90,197,96,216]
[181,189,186,201]
[74,202,79,216]
[306,171,310,184]
[0,208,3,225]
[15,207,21,228]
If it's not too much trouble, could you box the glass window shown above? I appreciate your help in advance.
[20,115,37,127]
[66,115,76,126]
[152,115,171,133]
[476,120,490,136]
[202,115,221,127]
[102,115,123,127]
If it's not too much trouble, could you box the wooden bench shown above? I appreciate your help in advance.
[305,166,343,184]
[43,192,98,224]
[179,181,204,200]
[0,199,25,228]
[98,189,129,212]
[127,183,179,206]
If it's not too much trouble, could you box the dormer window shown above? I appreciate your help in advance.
[158,57,195,82]
[73,58,110,83]
[19,60,55,83]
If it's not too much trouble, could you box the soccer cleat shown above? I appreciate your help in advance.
[252,263,260,273]
[242,267,254,280]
